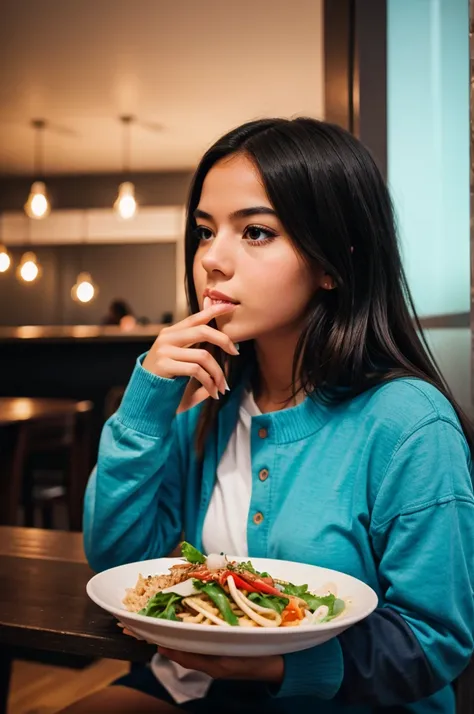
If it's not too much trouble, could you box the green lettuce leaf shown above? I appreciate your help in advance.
[238,561,270,578]
[283,583,343,617]
[320,598,346,622]
[181,541,206,564]
[282,583,308,598]
[247,592,289,614]
[239,560,257,574]
[138,591,182,620]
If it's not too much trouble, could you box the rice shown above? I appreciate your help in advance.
[123,564,194,612]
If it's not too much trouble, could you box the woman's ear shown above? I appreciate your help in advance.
[321,275,336,291]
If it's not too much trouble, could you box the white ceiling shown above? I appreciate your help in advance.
[0,0,324,175]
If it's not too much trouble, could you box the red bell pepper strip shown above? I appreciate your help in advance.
[219,571,260,593]
[233,571,282,597]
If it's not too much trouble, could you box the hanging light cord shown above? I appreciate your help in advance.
[121,115,133,178]
[80,210,89,273]
[32,119,46,180]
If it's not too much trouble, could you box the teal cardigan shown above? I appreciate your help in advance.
[84,357,474,713]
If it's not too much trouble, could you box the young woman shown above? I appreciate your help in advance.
[67,118,474,714]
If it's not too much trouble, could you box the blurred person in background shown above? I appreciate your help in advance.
[102,299,137,330]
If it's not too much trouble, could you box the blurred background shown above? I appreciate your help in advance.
[0,1,472,711]
[0,0,324,329]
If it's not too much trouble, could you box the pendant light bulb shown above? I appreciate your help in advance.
[17,252,41,283]
[24,181,50,219]
[25,120,50,220]
[114,181,137,220]
[0,245,11,273]
[71,271,97,303]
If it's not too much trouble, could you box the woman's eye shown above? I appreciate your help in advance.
[195,226,213,242]
[244,226,276,244]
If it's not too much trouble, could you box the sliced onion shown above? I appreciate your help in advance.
[313,605,329,621]
[182,597,231,626]
[206,553,227,571]
[304,605,329,624]
[227,576,281,628]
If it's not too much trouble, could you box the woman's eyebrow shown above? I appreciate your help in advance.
[193,206,277,221]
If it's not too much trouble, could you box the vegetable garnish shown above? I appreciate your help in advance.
[123,545,347,628]
[180,541,206,565]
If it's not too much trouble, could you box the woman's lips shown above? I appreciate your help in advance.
[203,296,238,310]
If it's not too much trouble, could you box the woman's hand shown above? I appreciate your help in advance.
[120,628,284,684]
[143,302,238,401]
[158,647,284,684]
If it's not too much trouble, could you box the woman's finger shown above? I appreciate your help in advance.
[163,346,227,394]
[158,358,221,399]
[168,324,239,356]
[165,301,237,332]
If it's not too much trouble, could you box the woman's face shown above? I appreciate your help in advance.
[192,153,325,344]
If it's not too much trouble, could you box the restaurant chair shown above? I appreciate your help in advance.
[21,404,93,531]
[22,413,75,528]
[0,400,94,530]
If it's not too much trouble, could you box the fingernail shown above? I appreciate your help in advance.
[235,343,240,352]
[231,344,239,355]
[224,379,230,392]
[203,296,212,310]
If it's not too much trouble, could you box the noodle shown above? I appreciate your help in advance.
[122,549,346,628]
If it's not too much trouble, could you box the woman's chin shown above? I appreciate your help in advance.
[218,325,254,345]
[215,314,258,343]
[218,324,239,341]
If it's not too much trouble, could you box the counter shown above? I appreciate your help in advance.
[0,324,165,460]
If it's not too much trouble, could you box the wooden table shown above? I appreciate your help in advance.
[0,398,94,528]
[1,527,472,714]
[0,526,155,714]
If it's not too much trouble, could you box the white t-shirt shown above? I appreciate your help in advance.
[150,391,261,703]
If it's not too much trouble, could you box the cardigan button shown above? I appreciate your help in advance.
[253,512,264,525]
[258,427,268,439]
[259,468,269,482]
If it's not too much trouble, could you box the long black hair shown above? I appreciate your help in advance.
[184,117,473,455]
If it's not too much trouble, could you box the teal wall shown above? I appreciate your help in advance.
[387,0,469,317]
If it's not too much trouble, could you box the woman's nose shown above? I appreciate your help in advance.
[200,235,235,277]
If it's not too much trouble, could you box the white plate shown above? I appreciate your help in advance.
[87,557,378,656]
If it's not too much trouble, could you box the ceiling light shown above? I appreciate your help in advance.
[71,271,98,303]
[17,251,41,283]
[71,213,98,303]
[114,115,137,220]
[24,120,51,220]
[24,181,50,219]
[0,244,11,273]
[114,181,137,220]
